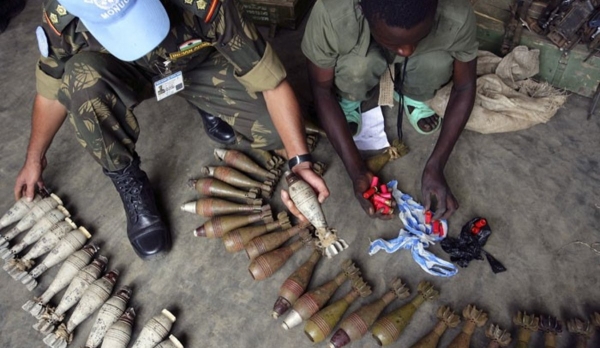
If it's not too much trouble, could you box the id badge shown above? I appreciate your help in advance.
[154,71,184,101]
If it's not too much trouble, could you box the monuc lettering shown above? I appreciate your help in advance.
[99,0,130,19]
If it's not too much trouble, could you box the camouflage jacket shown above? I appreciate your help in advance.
[36,0,286,99]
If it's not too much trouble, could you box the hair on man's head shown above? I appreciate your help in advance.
[361,0,437,29]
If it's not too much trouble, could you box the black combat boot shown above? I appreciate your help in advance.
[197,108,236,145]
[104,157,171,260]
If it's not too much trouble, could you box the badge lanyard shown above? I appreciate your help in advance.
[153,54,185,101]
[387,57,409,140]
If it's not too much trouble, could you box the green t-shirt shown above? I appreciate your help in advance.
[301,0,479,69]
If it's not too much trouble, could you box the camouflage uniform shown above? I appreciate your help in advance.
[37,0,286,171]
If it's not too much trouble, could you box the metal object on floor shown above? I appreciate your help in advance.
[588,82,600,119]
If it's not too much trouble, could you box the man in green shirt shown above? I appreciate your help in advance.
[301,0,478,220]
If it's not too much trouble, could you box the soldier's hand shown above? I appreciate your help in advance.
[281,162,330,221]
[14,156,47,201]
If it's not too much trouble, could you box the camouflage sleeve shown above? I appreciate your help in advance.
[36,57,64,100]
[212,0,286,92]
[36,2,89,99]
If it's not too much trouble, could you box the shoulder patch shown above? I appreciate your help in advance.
[43,1,76,36]
[36,26,50,57]
[173,0,221,23]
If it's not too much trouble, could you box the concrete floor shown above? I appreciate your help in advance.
[1,2,600,348]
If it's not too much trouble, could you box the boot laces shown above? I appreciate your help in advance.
[115,175,151,217]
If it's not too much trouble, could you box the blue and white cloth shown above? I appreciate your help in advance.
[368,180,458,277]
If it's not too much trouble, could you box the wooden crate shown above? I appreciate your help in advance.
[241,0,315,37]
[474,0,600,97]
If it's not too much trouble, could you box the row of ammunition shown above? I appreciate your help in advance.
[0,193,183,348]
[182,147,600,347]
[274,262,600,348]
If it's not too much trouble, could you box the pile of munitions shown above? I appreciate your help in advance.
[272,265,600,348]
[3,147,600,348]
[183,147,348,262]
[181,148,600,347]
[0,191,184,348]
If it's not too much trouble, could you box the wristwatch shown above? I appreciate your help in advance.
[288,154,313,171]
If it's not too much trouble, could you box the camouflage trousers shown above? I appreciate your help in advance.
[57,51,282,172]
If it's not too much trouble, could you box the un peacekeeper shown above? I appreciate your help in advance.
[300,0,477,220]
[13,0,329,260]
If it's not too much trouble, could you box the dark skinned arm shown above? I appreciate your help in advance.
[306,59,392,219]
[422,58,477,220]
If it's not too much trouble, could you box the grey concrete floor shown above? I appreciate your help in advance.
[1,2,600,348]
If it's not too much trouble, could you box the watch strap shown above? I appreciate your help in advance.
[288,154,313,171]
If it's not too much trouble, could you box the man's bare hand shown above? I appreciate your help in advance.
[14,156,47,201]
[353,172,394,220]
[421,164,458,220]
[281,162,329,221]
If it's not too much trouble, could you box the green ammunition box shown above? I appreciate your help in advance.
[474,0,600,97]
[241,0,315,37]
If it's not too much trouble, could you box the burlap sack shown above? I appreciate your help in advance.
[428,46,567,134]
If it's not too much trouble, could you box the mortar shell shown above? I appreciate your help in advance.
[305,120,327,137]
[366,152,392,174]
[131,309,176,348]
[82,290,131,348]
[485,323,512,348]
[42,323,71,347]
[35,256,107,333]
[305,285,369,343]
[2,194,63,243]
[4,206,70,259]
[0,195,42,229]
[201,166,273,197]
[155,335,184,348]
[285,171,328,230]
[273,248,321,319]
[194,208,272,238]
[371,282,437,346]
[23,227,91,290]
[543,332,557,348]
[225,213,289,253]
[181,198,267,217]
[248,238,304,281]
[214,148,281,181]
[247,148,285,170]
[66,270,119,335]
[246,220,305,260]
[448,305,487,348]
[333,295,394,346]
[5,219,77,278]
[282,269,349,329]
[190,178,262,205]
[410,321,449,348]
[101,308,136,348]
[23,245,97,318]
